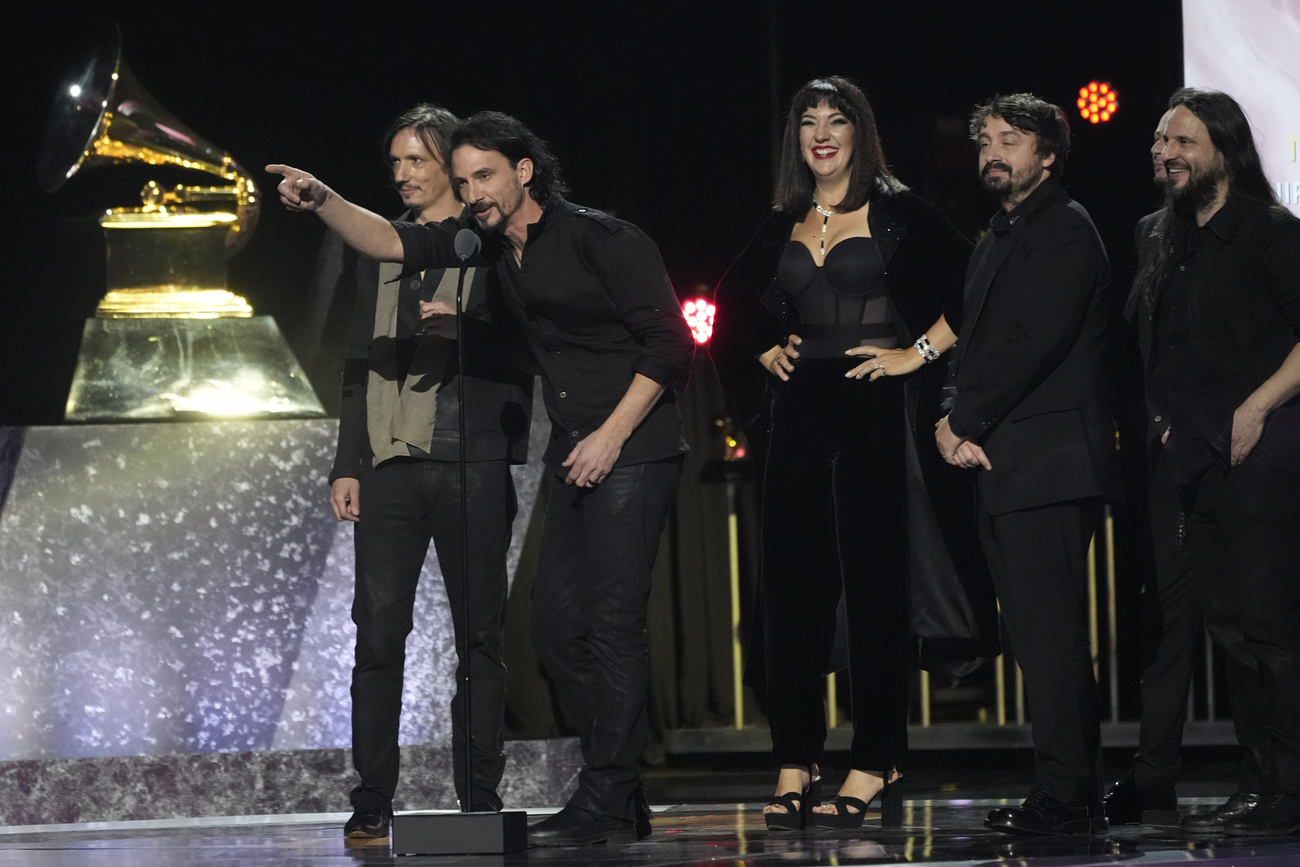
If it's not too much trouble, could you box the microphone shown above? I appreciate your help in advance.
[454,228,481,262]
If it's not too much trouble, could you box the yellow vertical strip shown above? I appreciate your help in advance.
[920,669,931,727]
[1088,534,1099,680]
[1015,662,1025,725]
[728,510,744,729]
[995,601,1007,726]
[827,672,838,728]
[1105,509,1119,722]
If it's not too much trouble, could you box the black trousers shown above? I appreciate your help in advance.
[1189,456,1300,792]
[350,457,516,812]
[979,498,1104,806]
[1132,451,1200,790]
[761,363,910,773]
[531,459,681,822]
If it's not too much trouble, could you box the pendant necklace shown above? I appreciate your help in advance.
[813,202,836,256]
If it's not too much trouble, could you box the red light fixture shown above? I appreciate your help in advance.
[682,298,715,344]
[1077,81,1118,124]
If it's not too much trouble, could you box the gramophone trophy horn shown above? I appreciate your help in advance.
[39,24,259,254]
[44,26,323,421]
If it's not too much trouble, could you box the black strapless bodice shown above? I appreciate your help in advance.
[777,237,899,358]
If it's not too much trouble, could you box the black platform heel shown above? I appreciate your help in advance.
[813,773,903,829]
[764,768,821,831]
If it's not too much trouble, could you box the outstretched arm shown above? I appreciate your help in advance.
[265,164,403,262]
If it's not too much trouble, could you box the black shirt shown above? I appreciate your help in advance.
[396,197,695,470]
[1138,193,1300,477]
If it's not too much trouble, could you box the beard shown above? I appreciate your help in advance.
[1167,160,1227,218]
[980,160,1044,206]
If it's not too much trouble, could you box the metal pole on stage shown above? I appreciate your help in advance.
[390,228,526,855]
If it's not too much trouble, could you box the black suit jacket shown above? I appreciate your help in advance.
[949,178,1121,515]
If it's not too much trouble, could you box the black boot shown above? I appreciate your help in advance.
[986,787,1107,836]
[1179,791,1261,833]
[1223,792,1300,836]
[1103,769,1178,825]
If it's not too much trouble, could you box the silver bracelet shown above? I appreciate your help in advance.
[913,333,941,363]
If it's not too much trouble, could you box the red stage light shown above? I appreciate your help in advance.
[682,298,715,344]
[1078,81,1119,124]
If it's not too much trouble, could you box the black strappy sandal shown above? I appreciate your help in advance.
[764,771,822,831]
[813,775,903,829]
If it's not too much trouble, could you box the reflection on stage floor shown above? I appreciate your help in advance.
[4,798,1300,867]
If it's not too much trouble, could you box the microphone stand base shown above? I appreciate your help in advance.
[391,809,528,855]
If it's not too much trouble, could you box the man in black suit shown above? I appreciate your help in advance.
[937,93,1121,836]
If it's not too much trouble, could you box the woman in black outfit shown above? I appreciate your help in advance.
[711,77,989,830]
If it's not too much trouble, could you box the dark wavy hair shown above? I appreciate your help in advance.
[450,111,569,205]
[774,76,904,214]
[1135,88,1277,305]
[382,103,459,169]
[968,93,1071,177]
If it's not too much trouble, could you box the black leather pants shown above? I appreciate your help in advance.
[530,459,681,821]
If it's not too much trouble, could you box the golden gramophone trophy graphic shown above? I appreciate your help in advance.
[40,26,324,421]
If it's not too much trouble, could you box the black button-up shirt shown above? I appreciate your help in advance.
[396,197,694,470]
[1137,193,1300,478]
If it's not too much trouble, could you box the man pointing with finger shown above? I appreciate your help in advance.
[268,110,694,847]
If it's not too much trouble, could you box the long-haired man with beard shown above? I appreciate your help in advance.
[1132,88,1300,836]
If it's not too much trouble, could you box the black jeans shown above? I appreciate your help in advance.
[979,498,1104,806]
[531,459,681,822]
[760,362,910,773]
[1190,456,1300,792]
[350,457,516,812]
[1132,450,1200,790]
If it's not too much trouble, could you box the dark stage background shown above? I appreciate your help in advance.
[6,0,1182,424]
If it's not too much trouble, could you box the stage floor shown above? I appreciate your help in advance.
[4,799,1300,866]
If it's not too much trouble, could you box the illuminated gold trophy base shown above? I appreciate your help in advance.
[45,26,324,422]
[65,213,324,421]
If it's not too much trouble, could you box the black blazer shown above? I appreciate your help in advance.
[949,178,1122,516]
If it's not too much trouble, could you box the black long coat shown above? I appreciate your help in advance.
[711,185,999,680]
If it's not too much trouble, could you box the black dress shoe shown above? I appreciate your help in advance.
[343,805,392,838]
[986,787,1108,836]
[1223,792,1300,836]
[528,805,638,847]
[1104,769,1179,825]
[1180,791,1261,833]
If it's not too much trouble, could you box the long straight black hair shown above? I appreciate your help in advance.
[1135,88,1277,306]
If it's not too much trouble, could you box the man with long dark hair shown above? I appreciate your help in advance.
[1132,88,1300,836]
[936,93,1120,835]
[327,104,533,839]
[1103,105,1189,828]
[268,110,694,847]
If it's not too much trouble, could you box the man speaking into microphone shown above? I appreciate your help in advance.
[268,110,694,847]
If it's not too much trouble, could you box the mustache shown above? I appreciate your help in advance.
[981,161,1011,176]
[389,180,418,191]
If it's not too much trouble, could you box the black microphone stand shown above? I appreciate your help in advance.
[390,229,526,855]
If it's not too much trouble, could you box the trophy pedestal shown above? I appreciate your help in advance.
[65,316,325,421]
